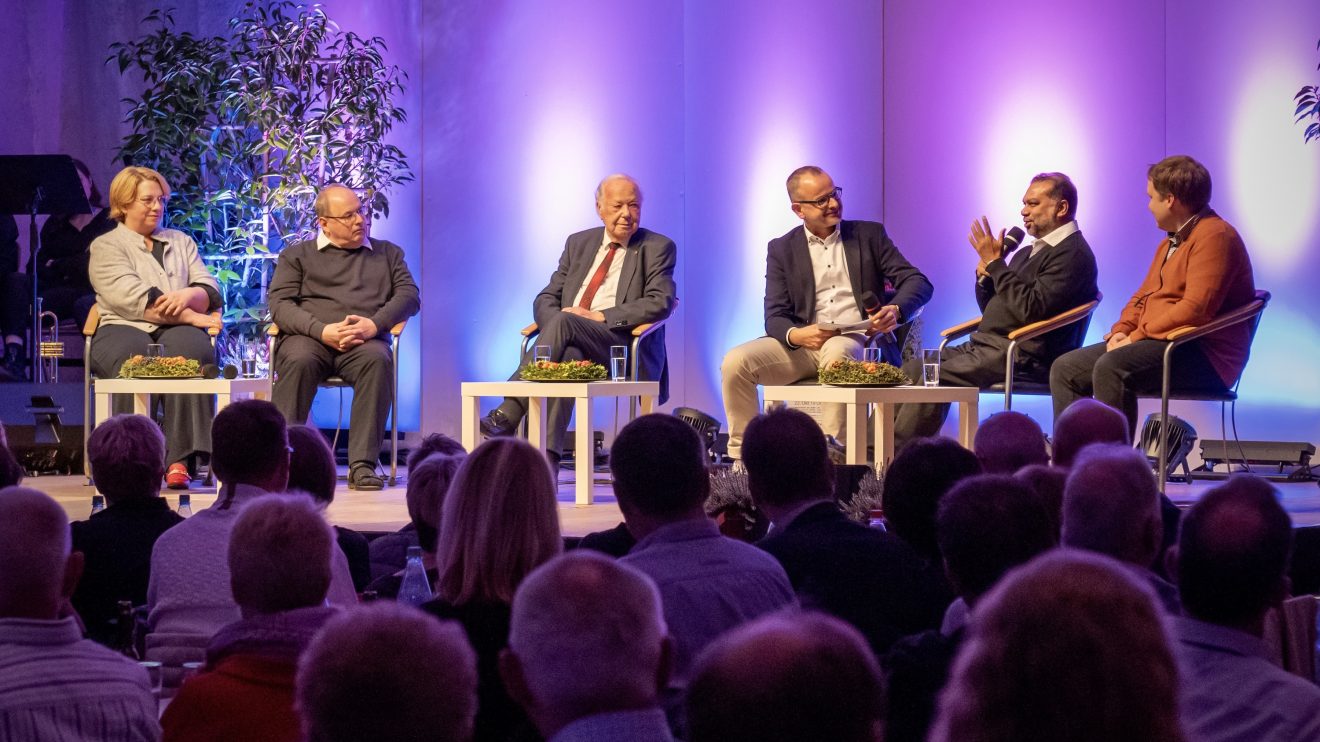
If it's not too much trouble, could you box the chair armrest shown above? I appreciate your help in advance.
[206,312,222,338]
[941,316,981,340]
[267,322,280,337]
[1166,295,1269,346]
[83,305,101,337]
[521,323,539,337]
[1007,299,1101,342]
[390,319,407,337]
[632,317,667,340]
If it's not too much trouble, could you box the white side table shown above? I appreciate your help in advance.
[460,380,659,505]
[762,384,980,469]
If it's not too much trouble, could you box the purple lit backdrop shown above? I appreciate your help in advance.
[4,0,1319,454]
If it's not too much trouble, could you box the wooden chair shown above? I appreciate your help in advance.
[938,294,1103,410]
[267,320,407,485]
[82,305,222,481]
[1142,289,1270,492]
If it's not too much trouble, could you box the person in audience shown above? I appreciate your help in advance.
[287,424,370,591]
[1051,397,1129,468]
[1169,475,1320,741]
[297,602,478,742]
[1013,463,1067,537]
[612,414,796,681]
[720,165,932,462]
[161,495,338,741]
[366,452,462,598]
[421,437,561,741]
[881,436,981,566]
[72,413,183,645]
[367,432,466,579]
[88,165,222,488]
[0,424,24,489]
[501,551,674,742]
[0,486,159,740]
[745,408,948,654]
[929,550,1184,742]
[1062,444,1179,612]
[884,474,1057,742]
[687,611,884,742]
[972,411,1048,474]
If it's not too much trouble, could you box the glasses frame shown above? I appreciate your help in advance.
[322,208,368,222]
[793,186,843,210]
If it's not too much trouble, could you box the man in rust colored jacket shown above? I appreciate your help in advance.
[1050,155,1256,437]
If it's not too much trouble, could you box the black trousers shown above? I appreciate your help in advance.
[90,323,215,464]
[272,335,393,469]
[496,311,633,455]
[1049,339,1229,439]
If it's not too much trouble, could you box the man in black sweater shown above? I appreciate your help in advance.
[268,185,419,490]
[892,172,1098,448]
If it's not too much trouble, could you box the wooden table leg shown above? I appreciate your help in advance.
[575,396,592,506]
[844,402,865,465]
[460,394,479,452]
[132,392,149,415]
[640,395,654,415]
[874,402,895,472]
[94,391,111,430]
[216,390,232,413]
[527,397,548,451]
[958,394,979,449]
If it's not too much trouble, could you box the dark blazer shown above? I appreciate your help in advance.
[764,220,932,366]
[974,228,1099,370]
[533,226,677,401]
[758,502,952,656]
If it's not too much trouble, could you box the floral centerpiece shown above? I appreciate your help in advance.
[818,358,910,386]
[519,359,608,382]
[118,355,202,378]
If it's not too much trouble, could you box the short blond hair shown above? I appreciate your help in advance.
[108,166,171,221]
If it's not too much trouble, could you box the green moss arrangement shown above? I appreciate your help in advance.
[519,360,607,381]
[818,358,910,386]
[118,355,202,378]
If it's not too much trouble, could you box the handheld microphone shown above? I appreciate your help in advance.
[1002,226,1027,256]
[860,290,897,345]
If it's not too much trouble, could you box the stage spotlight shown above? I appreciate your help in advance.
[1139,413,1197,481]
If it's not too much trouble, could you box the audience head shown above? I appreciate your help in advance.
[297,602,477,742]
[0,487,81,619]
[687,612,883,742]
[435,437,560,604]
[228,495,333,617]
[937,475,1058,606]
[882,437,982,560]
[973,411,1048,474]
[502,551,668,737]
[406,451,465,553]
[406,432,465,471]
[743,408,833,512]
[211,399,289,494]
[931,551,1182,742]
[1173,474,1292,631]
[1052,398,1129,468]
[1014,463,1066,538]
[1062,444,1162,567]
[86,414,166,504]
[286,425,336,505]
[0,423,26,489]
[610,414,709,530]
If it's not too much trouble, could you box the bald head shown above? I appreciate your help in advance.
[505,551,666,732]
[1062,444,1162,567]
[974,412,1048,474]
[1053,399,1129,468]
[0,487,76,618]
[688,612,883,742]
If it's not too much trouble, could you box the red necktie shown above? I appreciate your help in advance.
[577,242,621,309]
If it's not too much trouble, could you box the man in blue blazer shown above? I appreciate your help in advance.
[480,175,677,462]
[720,166,933,462]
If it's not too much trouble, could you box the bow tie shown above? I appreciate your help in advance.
[1167,232,1181,248]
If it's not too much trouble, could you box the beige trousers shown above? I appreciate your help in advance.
[720,334,866,460]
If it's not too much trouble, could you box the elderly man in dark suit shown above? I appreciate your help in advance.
[721,165,933,462]
[480,174,677,464]
[892,172,1098,449]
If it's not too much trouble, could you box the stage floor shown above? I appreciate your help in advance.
[28,467,1320,536]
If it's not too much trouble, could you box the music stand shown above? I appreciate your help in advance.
[0,155,89,382]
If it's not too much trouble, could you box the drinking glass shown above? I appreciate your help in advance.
[922,349,941,387]
[609,346,628,381]
[139,661,163,698]
[241,343,258,378]
[533,345,551,365]
[862,346,881,364]
[146,344,164,359]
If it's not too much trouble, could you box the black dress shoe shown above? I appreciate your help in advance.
[348,463,384,491]
[480,408,517,437]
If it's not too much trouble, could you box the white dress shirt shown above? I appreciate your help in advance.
[806,225,864,327]
[570,232,627,311]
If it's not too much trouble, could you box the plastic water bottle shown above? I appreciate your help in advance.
[397,546,433,606]
[177,493,192,517]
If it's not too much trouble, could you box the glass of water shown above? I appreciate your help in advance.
[138,661,163,699]
[241,343,258,378]
[922,349,941,387]
[609,346,628,381]
[862,346,880,364]
[533,345,551,365]
[146,343,164,359]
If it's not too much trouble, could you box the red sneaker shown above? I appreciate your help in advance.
[166,462,191,490]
